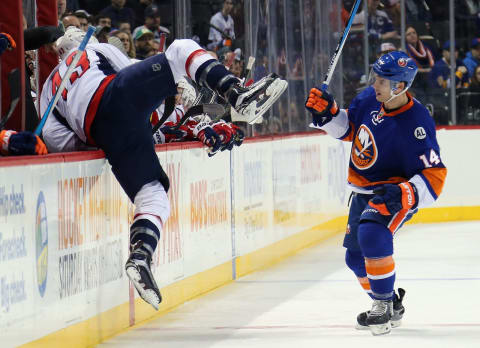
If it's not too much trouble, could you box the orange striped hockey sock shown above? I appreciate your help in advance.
[365,256,395,300]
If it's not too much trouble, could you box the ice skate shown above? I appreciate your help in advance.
[356,288,405,331]
[364,299,393,335]
[125,241,162,310]
[228,73,288,124]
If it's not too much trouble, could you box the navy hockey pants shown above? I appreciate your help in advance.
[91,53,177,201]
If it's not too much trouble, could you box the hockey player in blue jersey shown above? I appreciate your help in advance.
[305,51,447,335]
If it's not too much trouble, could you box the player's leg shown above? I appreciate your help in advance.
[91,83,171,310]
[125,180,170,310]
[103,52,178,119]
[357,221,395,335]
[343,193,376,330]
[165,39,287,124]
[343,193,374,297]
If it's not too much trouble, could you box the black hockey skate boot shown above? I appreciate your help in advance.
[125,241,162,310]
[356,288,406,330]
[365,299,393,335]
[226,73,288,124]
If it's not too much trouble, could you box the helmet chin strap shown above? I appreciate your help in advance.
[385,82,409,105]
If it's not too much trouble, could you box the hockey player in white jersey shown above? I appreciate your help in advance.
[41,27,286,310]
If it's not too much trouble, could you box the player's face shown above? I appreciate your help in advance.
[371,74,392,102]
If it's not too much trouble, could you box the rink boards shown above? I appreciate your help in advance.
[0,128,478,347]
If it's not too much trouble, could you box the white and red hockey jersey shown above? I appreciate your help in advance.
[40,43,131,152]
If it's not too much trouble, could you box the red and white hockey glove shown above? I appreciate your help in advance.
[153,121,188,144]
[184,119,222,156]
[369,182,418,216]
[212,121,245,152]
[0,130,48,156]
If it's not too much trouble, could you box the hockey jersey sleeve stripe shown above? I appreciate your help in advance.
[84,74,116,146]
[348,168,406,188]
[185,49,210,79]
[421,167,447,198]
[339,121,356,142]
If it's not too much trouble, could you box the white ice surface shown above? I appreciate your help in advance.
[98,221,480,348]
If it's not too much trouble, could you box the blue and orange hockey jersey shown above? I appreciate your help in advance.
[320,86,447,208]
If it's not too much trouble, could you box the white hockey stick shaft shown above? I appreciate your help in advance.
[320,0,362,91]
[34,25,95,136]
[243,56,255,87]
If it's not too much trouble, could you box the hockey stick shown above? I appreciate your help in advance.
[151,96,176,134]
[173,103,225,130]
[0,69,21,130]
[319,0,362,92]
[158,32,167,53]
[209,23,234,41]
[243,56,255,87]
[34,25,95,136]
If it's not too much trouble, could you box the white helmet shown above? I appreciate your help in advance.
[177,77,197,110]
[56,26,98,60]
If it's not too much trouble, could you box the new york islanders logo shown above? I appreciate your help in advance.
[351,124,378,170]
[398,58,408,67]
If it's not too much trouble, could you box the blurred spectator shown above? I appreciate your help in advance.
[378,42,396,56]
[62,14,81,30]
[132,5,170,44]
[58,0,67,31]
[67,0,80,12]
[405,26,434,72]
[430,41,469,89]
[383,0,433,34]
[352,0,399,41]
[95,14,112,28]
[230,49,243,78]
[134,27,155,60]
[468,65,480,93]
[99,0,136,28]
[208,0,235,52]
[127,0,155,28]
[74,10,91,32]
[95,25,111,43]
[255,55,269,81]
[118,20,132,33]
[462,38,480,78]
[455,0,480,43]
[113,30,136,58]
[290,54,304,80]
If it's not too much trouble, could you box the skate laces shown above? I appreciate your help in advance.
[371,300,390,316]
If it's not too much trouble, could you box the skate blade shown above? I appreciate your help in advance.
[369,322,392,336]
[355,323,370,331]
[126,267,161,311]
[391,319,402,328]
[231,79,288,124]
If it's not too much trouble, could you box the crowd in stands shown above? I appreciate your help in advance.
[342,0,480,125]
